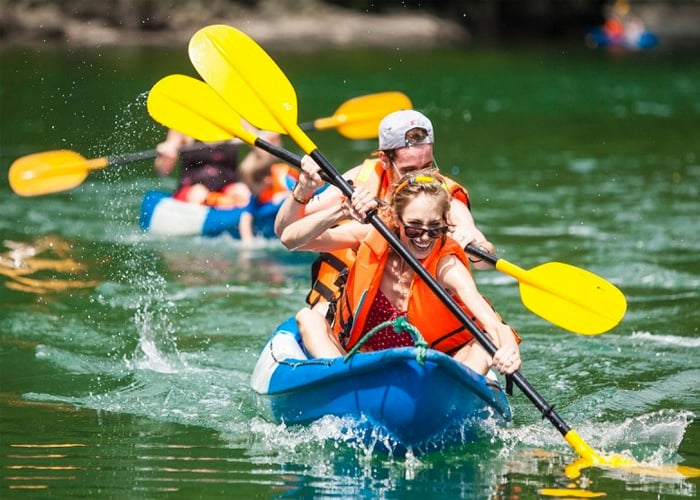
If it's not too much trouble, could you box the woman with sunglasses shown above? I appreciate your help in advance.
[281,170,521,376]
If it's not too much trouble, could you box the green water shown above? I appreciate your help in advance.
[1,40,699,498]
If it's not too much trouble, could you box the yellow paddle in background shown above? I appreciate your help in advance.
[300,91,412,139]
[9,149,161,197]
[7,89,410,198]
[148,73,625,337]
[187,23,700,480]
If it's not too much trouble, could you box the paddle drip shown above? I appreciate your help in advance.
[344,316,428,364]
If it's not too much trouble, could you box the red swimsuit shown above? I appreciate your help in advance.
[360,289,415,351]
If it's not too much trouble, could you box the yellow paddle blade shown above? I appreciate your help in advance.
[147,74,257,145]
[313,91,413,139]
[188,25,295,136]
[565,430,700,479]
[8,150,105,196]
[497,259,626,335]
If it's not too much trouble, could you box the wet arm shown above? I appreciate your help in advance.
[273,154,337,236]
[438,254,521,372]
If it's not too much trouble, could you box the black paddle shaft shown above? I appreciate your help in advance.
[108,149,159,166]
[107,140,332,184]
[309,148,574,439]
[465,244,499,266]
[253,138,331,183]
[106,142,232,167]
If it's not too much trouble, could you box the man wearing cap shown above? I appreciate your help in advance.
[274,109,495,318]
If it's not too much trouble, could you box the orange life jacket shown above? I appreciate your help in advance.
[306,158,471,317]
[333,230,488,355]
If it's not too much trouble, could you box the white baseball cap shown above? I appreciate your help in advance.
[378,110,434,150]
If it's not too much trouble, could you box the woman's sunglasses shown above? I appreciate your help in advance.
[402,224,448,239]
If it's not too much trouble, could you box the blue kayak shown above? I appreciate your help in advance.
[139,190,281,239]
[250,317,512,454]
[585,27,658,50]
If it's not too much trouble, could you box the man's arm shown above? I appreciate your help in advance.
[449,199,496,270]
[274,156,359,236]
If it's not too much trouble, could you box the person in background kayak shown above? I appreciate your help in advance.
[154,129,295,242]
[155,129,246,207]
[281,170,521,376]
[274,109,495,322]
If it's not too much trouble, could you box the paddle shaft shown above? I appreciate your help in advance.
[299,121,319,132]
[465,244,498,266]
[108,141,239,167]
[309,148,573,438]
[107,149,159,166]
[253,138,332,183]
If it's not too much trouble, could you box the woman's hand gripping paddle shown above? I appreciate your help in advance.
[187,24,699,480]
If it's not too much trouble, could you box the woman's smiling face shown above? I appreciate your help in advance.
[398,193,446,259]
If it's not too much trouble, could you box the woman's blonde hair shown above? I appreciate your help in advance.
[382,169,453,234]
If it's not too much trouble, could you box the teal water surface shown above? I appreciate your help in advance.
[1,40,699,498]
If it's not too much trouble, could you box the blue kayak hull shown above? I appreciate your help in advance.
[251,317,512,453]
[139,190,280,238]
[585,27,659,50]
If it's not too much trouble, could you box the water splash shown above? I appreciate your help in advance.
[498,409,695,466]
[630,331,700,348]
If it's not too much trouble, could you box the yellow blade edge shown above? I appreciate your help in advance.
[313,112,382,139]
[334,91,412,139]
